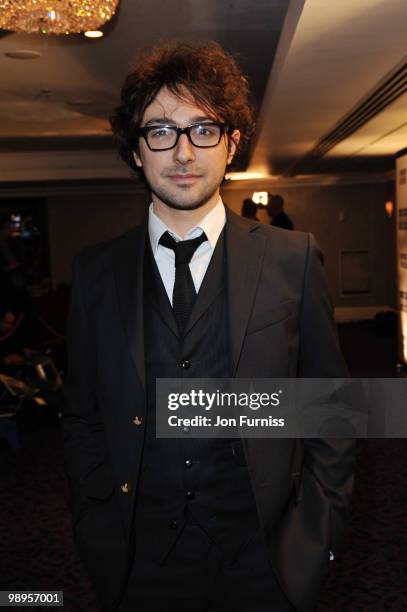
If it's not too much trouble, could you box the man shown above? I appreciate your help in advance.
[241,198,259,221]
[267,194,294,230]
[62,43,354,612]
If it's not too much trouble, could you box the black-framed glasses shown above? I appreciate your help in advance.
[136,122,231,151]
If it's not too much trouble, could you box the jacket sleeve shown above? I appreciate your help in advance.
[299,234,356,556]
[61,254,107,519]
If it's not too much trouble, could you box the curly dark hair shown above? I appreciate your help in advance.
[110,42,255,176]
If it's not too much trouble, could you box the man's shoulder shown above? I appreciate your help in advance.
[257,220,307,245]
[227,208,309,254]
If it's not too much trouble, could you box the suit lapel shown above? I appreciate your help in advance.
[112,222,147,393]
[145,239,180,338]
[225,208,266,375]
[183,229,225,337]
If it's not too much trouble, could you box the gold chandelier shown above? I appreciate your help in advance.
[0,0,119,35]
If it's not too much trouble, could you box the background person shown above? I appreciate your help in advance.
[241,198,259,220]
[267,194,294,230]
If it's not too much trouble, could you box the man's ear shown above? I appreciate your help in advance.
[227,129,240,165]
[133,151,143,168]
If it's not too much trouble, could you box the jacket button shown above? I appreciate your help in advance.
[184,459,192,468]
[132,415,143,426]
[186,490,195,500]
[120,482,131,494]
[170,521,178,530]
[181,359,190,370]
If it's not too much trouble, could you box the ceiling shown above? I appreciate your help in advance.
[0,0,405,184]
[249,0,407,178]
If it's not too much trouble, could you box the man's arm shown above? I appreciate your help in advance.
[61,255,107,520]
[299,234,356,556]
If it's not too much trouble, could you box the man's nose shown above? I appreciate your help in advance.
[173,133,196,164]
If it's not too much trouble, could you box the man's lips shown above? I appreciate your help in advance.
[168,174,201,182]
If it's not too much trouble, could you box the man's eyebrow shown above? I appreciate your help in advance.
[189,115,218,123]
[143,115,217,127]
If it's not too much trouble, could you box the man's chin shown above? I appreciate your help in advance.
[160,200,210,212]
[151,188,218,212]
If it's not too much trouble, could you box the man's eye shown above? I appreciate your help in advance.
[149,127,173,138]
[195,125,215,136]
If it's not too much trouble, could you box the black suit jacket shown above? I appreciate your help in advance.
[62,208,355,612]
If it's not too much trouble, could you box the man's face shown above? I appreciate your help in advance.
[133,87,240,212]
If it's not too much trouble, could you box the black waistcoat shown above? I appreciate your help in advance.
[135,230,258,564]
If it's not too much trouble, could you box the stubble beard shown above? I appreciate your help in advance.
[149,183,219,211]
[144,168,224,212]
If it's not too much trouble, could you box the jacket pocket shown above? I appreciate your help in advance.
[246,300,294,335]
[72,464,116,527]
[77,463,116,500]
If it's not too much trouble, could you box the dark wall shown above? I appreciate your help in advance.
[47,188,150,284]
[223,180,397,310]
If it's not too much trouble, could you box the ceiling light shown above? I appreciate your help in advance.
[5,50,41,60]
[0,1,119,35]
[67,99,92,106]
[252,192,269,206]
[225,172,267,181]
[385,200,394,219]
[84,30,104,38]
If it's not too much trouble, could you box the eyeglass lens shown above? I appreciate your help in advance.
[146,123,222,150]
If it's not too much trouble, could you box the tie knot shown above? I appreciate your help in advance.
[159,231,207,266]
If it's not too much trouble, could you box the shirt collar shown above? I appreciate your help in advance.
[148,198,226,255]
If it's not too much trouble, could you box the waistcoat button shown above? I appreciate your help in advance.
[120,482,130,494]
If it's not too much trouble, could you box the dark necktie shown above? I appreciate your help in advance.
[159,230,207,334]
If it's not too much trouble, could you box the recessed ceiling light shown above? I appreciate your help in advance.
[67,99,92,106]
[5,50,41,60]
[84,30,103,38]
[225,172,268,181]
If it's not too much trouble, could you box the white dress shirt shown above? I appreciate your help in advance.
[148,199,226,305]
